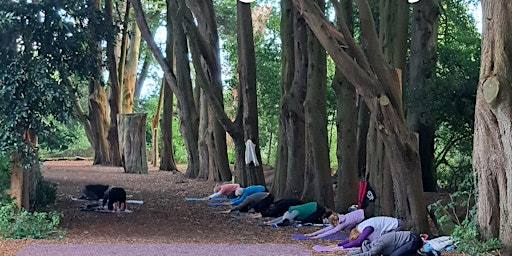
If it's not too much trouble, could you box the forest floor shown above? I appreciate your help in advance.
[0,160,465,256]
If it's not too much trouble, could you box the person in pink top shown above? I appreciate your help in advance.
[205,183,240,200]
[305,209,365,239]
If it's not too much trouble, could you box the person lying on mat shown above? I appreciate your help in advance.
[346,231,423,256]
[228,185,266,206]
[102,187,127,211]
[217,192,273,213]
[248,198,305,218]
[334,216,404,249]
[80,184,109,201]
[205,183,240,200]
[264,202,331,227]
[305,209,365,239]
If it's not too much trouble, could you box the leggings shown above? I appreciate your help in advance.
[267,210,300,225]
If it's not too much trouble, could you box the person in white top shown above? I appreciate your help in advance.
[337,216,404,249]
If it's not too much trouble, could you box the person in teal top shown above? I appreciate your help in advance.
[229,185,266,205]
[264,202,331,227]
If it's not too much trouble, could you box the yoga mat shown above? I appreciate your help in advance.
[207,202,229,206]
[80,205,133,213]
[71,197,143,204]
[312,245,359,252]
[291,233,348,240]
[185,197,228,201]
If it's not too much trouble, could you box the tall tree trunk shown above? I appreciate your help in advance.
[271,0,295,199]
[106,0,122,167]
[283,7,307,199]
[331,0,359,213]
[236,1,266,186]
[186,0,231,182]
[302,0,333,207]
[122,19,141,114]
[333,71,359,212]
[160,0,178,172]
[474,0,512,251]
[407,0,439,192]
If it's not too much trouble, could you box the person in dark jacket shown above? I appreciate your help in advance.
[80,184,109,201]
[102,187,127,211]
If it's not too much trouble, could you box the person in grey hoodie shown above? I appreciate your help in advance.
[346,231,423,256]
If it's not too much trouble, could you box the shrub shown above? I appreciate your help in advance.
[0,200,65,239]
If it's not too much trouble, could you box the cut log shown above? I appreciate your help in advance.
[118,113,148,174]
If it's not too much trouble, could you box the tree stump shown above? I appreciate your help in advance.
[118,113,148,174]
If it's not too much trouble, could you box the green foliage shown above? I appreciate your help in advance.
[0,156,10,202]
[428,190,501,255]
[0,0,110,160]
[452,218,501,255]
[0,200,65,239]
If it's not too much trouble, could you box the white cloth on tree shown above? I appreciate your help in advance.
[245,139,260,166]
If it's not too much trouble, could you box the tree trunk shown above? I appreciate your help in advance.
[473,0,512,250]
[301,0,333,207]
[118,113,148,174]
[185,0,231,181]
[332,71,359,212]
[89,0,111,165]
[283,7,307,199]
[106,0,122,167]
[331,0,359,213]
[122,19,141,114]
[407,0,439,192]
[236,1,266,186]
[271,0,295,199]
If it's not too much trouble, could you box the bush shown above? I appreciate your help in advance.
[0,200,65,239]
[428,190,501,255]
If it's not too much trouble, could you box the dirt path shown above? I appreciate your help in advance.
[0,161,338,256]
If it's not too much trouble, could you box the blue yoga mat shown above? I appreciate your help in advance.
[207,202,229,206]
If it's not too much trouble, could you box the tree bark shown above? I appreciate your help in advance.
[293,0,429,232]
[122,18,141,114]
[271,0,295,199]
[89,0,111,165]
[301,0,333,207]
[283,7,307,199]
[106,0,122,167]
[236,1,266,186]
[474,0,512,250]
[118,113,148,174]
[407,0,439,192]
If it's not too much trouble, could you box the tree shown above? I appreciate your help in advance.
[0,0,105,208]
[293,0,429,231]
[473,0,512,251]
[406,0,439,192]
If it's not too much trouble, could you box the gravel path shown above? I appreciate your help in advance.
[16,243,312,256]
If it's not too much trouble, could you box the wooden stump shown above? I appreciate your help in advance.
[118,113,148,174]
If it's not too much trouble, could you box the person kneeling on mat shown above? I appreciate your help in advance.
[102,187,127,211]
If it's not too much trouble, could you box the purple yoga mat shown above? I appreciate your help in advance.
[312,245,359,252]
[291,233,348,240]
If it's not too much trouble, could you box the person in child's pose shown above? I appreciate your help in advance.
[102,187,127,211]
[247,198,305,219]
[264,201,331,226]
[305,209,365,239]
[80,184,109,201]
[217,192,273,213]
[346,231,423,256]
[205,183,240,200]
[228,185,266,206]
[334,216,404,249]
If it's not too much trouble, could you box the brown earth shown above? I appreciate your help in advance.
[0,160,464,256]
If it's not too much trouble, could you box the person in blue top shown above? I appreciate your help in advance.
[228,185,266,206]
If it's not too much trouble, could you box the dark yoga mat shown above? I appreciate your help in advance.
[292,233,348,240]
[207,202,229,206]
